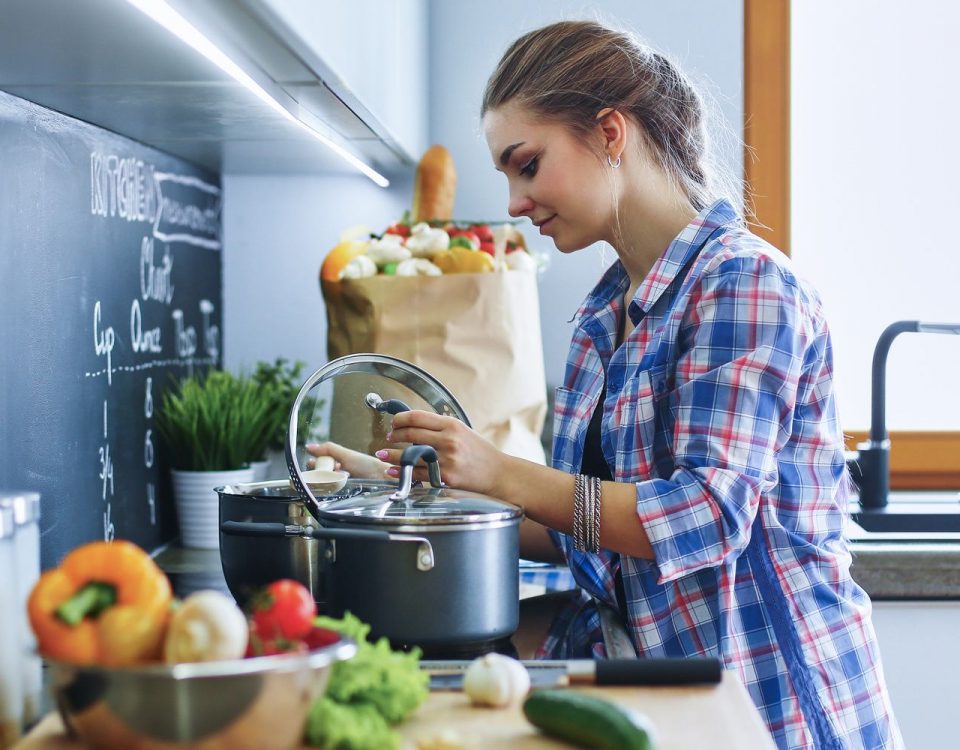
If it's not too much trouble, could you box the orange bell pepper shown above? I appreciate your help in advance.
[27,540,172,666]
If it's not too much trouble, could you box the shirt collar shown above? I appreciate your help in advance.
[575,199,741,326]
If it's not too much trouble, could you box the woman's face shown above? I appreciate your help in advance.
[482,101,612,253]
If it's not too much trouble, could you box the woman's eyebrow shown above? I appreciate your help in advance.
[499,142,526,166]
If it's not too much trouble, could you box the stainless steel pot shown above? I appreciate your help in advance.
[219,354,525,651]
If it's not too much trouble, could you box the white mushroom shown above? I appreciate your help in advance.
[339,254,378,279]
[462,653,530,708]
[505,250,538,272]
[367,236,412,266]
[395,258,442,277]
[164,590,249,664]
[405,222,450,259]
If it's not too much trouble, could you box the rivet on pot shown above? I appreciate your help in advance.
[417,542,435,572]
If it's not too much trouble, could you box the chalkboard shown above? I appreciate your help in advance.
[0,91,222,567]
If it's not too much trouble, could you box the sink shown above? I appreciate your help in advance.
[850,491,960,533]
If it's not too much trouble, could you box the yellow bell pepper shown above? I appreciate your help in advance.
[433,246,495,274]
[27,540,172,666]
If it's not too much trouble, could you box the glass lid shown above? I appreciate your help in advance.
[287,354,521,524]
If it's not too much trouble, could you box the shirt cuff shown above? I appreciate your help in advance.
[634,468,755,583]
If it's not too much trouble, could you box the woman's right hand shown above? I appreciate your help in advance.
[305,441,391,480]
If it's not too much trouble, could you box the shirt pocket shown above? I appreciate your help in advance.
[552,386,595,473]
[613,365,671,481]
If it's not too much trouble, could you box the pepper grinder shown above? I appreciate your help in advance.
[0,492,41,728]
[0,505,23,749]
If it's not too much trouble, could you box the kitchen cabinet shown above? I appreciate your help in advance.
[0,0,425,177]
[255,0,428,160]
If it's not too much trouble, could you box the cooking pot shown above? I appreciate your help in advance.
[218,354,524,651]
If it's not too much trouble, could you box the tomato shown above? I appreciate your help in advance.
[384,223,411,238]
[479,241,495,256]
[471,224,494,243]
[447,228,480,249]
[250,579,317,642]
[302,626,340,650]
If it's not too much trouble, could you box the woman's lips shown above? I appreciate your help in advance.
[538,216,556,234]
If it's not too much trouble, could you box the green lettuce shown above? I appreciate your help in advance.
[304,612,430,749]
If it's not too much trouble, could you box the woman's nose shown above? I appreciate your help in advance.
[508,191,535,218]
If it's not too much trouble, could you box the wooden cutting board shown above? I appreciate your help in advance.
[15,676,775,749]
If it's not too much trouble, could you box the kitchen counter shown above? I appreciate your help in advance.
[16,675,775,749]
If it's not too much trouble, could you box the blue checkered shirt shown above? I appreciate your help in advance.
[542,200,903,749]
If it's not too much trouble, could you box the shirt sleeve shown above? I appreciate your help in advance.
[635,254,812,583]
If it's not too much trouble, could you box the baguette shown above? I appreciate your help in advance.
[412,145,457,223]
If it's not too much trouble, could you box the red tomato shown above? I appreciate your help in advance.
[250,579,317,642]
[384,223,411,238]
[302,626,341,650]
[447,228,480,249]
[471,224,494,243]
[478,241,495,256]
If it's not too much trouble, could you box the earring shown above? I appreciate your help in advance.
[608,154,621,169]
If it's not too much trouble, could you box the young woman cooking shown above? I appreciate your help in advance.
[313,19,903,750]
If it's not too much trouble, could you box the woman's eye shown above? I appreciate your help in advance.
[519,156,539,177]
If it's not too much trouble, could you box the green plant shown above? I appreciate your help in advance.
[253,358,324,452]
[155,370,275,471]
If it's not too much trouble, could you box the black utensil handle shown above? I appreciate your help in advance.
[220,520,392,543]
[594,657,722,685]
[379,398,411,414]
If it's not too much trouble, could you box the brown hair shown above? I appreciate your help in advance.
[482,20,737,212]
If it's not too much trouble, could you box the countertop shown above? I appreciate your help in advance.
[16,675,776,749]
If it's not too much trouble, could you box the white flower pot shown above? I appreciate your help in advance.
[171,467,256,549]
[248,459,271,482]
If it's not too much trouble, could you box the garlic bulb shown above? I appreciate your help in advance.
[339,254,377,279]
[462,653,530,708]
[395,258,442,277]
[164,590,249,664]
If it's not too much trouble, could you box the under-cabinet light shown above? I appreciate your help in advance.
[125,0,390,187]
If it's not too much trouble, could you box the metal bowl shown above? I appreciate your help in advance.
[48,637,356,750]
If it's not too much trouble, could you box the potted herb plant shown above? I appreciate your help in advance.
[155,369,276,549]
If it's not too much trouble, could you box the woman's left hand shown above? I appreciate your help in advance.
[375,410,506,497]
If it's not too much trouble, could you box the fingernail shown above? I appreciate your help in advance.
[386,467,399,477]
[306,443,318,450]
[385,432,393,441]
[375,450,388,459]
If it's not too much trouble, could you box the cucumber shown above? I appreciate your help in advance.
[523,689,656,750]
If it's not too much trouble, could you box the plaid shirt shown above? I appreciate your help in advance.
[543,200,902,750]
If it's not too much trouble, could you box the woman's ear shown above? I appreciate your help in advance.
[595,108,628,163]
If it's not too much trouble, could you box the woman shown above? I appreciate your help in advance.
[316,20,901,750]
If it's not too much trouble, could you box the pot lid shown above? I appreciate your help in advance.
[287,354,513,524]
[317,485,522,526]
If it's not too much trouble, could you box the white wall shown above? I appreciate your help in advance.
[429,0,743,388]
[792,1,960,431]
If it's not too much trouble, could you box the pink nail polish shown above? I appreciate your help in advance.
[385,431,393,441]
[375,450,388,459]
[386,467,399,477]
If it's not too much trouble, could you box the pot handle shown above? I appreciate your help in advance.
[219,521,436,571]
[390,444,443,501]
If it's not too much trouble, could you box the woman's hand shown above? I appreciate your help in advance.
[375,410,506,497]
[305,441,390,480]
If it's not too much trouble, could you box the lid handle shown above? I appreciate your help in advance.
[391,445,443,501]
[365,392,413,415]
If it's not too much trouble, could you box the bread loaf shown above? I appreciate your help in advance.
[412,145,457,223]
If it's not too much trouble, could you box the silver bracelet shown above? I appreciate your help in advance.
[573,474,586,551]
[590,476,602,553]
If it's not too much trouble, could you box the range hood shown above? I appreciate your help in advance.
[0,0,416,178]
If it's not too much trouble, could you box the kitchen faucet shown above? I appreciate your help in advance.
[852,320,960,508]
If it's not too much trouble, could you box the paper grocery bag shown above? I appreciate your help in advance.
[322,271,547,465]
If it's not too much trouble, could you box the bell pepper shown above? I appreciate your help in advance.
[433,246,495,274]
[27,540,173,666]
